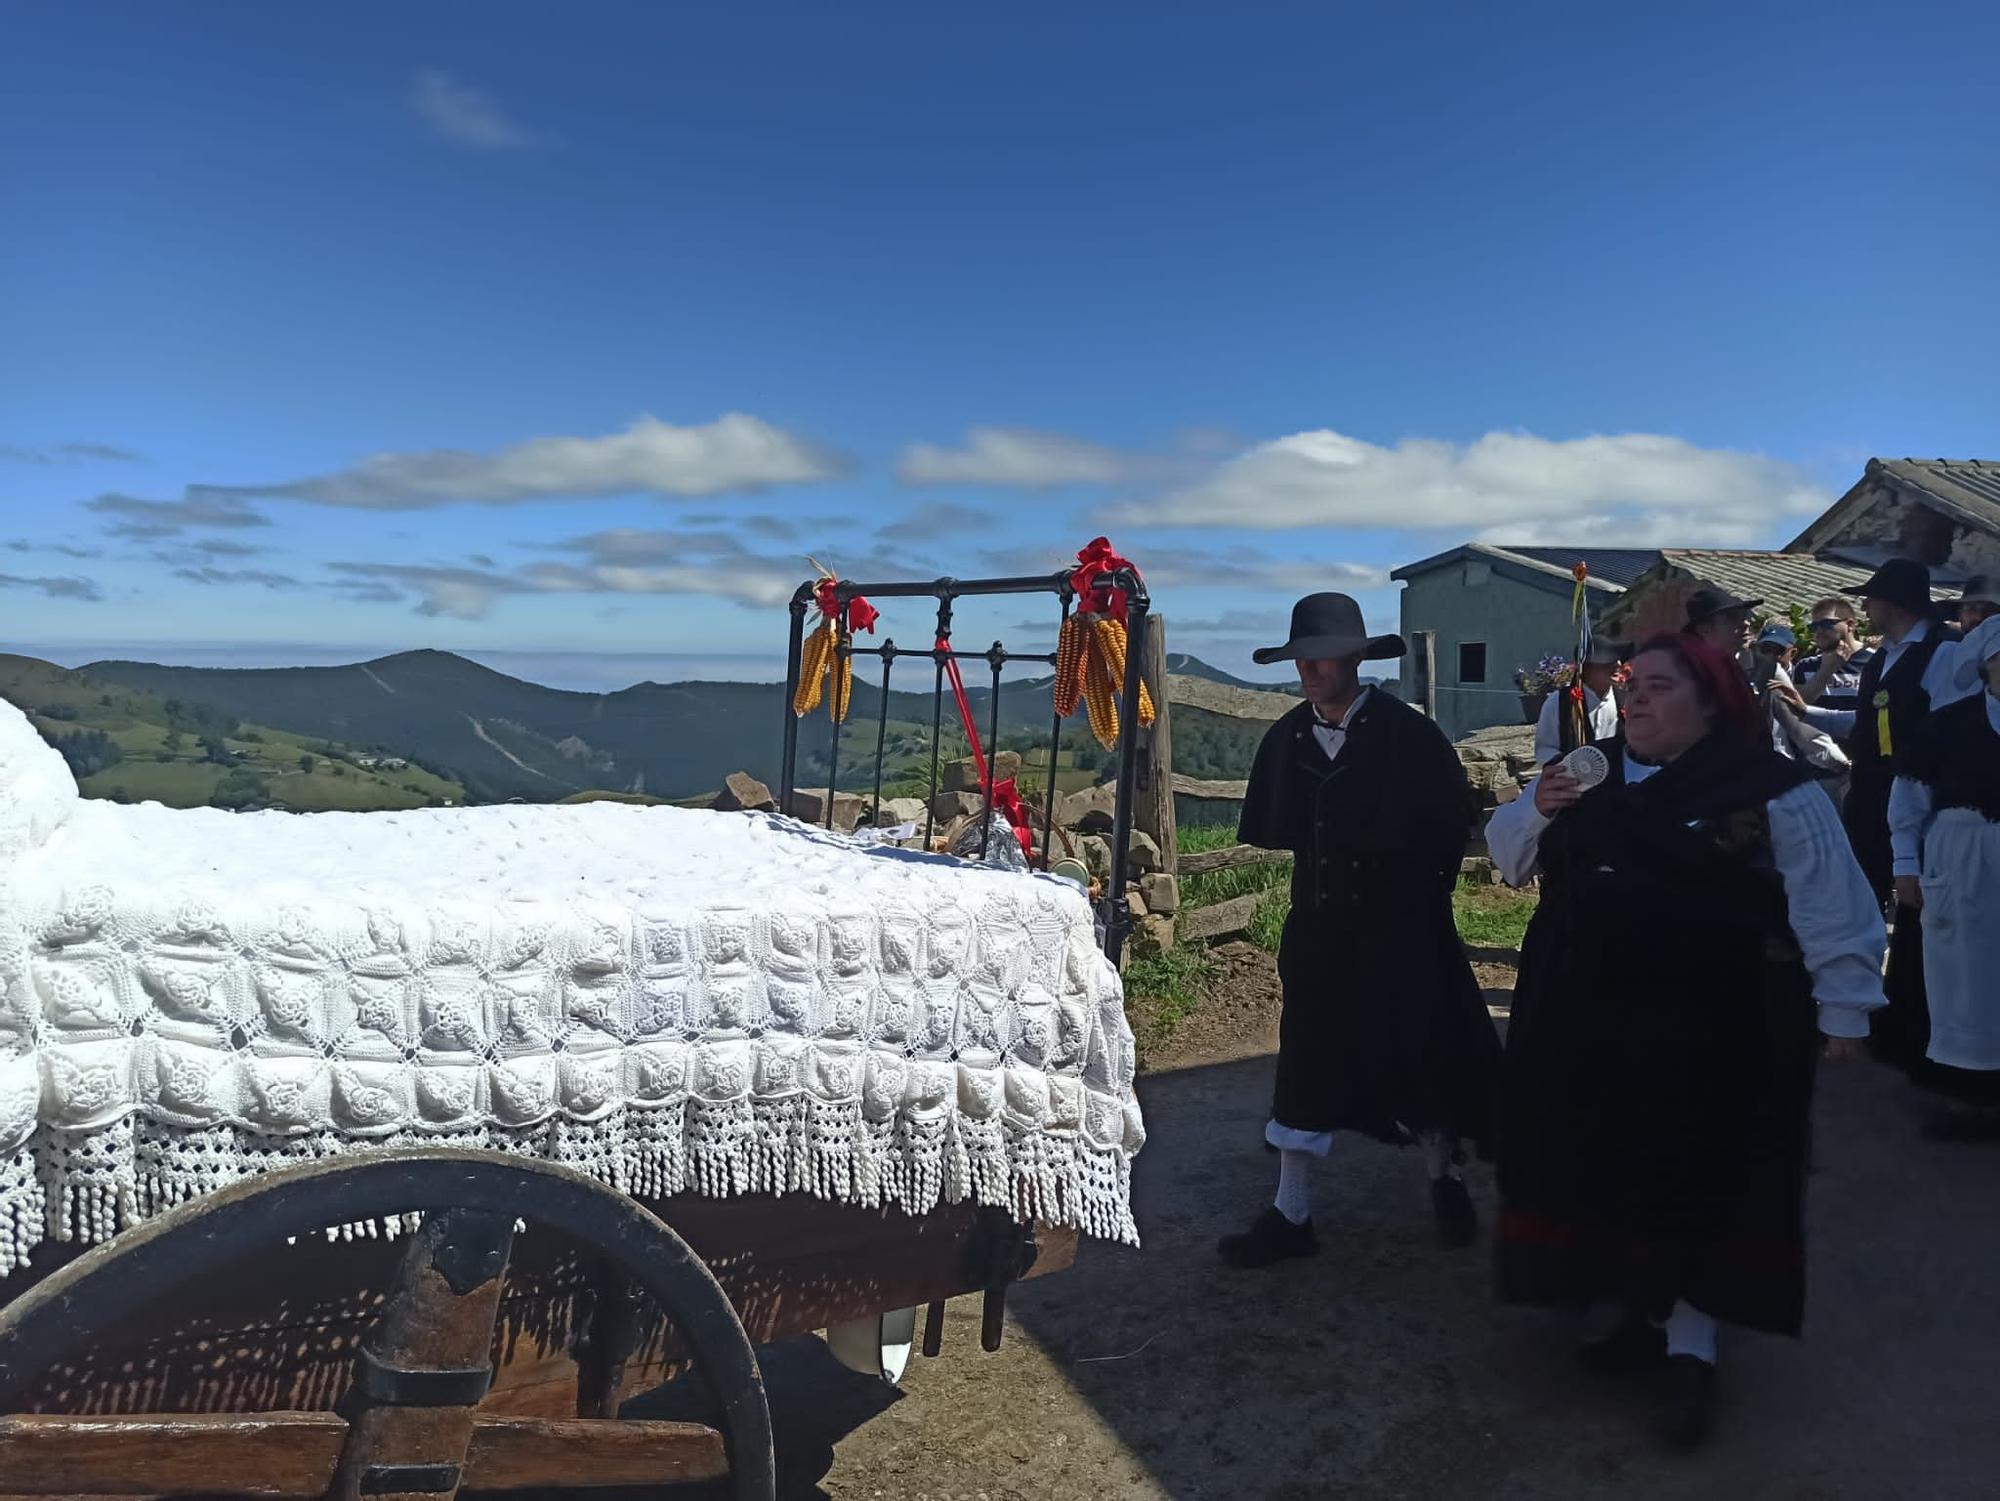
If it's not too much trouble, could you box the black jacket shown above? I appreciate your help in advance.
[1239,691,1499,1143]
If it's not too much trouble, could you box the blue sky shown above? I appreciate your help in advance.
[4,1,1997,689]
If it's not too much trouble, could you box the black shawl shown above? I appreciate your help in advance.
[1497,731,1820,1334]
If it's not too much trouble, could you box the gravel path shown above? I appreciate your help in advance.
[749,947,2000,1500]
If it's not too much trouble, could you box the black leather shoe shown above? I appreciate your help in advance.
[1430,1175,1477,1248]
[1217,1206,1317,1268]
[1659,1355,1718,1449]
[1580,1317,1667,1374]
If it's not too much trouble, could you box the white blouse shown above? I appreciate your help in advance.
[1888,693,2000,875]
[1486,758,1887,1037]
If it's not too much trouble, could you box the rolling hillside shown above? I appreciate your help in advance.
[0,654,465,811]
[70,648,1277,805]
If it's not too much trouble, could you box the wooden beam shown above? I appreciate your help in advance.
[1177,892,1263,943]
[1133,615,1178,884]
[1177,843,1291,877]
[0,1413,728,1497]
[1170,774,1249,800]
[1163,675,1300,721]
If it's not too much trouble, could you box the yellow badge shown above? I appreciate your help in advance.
[1876,690,1893,756]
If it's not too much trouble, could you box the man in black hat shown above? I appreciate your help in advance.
[1683,586,1762,660]
[1532,636,1628,767]
[1218,592,1501,1268]
[1780,558,1942,1066]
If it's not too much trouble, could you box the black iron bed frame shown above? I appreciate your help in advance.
[776,567,1150,963]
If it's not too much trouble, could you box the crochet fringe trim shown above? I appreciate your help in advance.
[0,1097,1137,1278]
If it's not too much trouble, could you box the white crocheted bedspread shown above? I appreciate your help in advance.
[0,702,1142,1276]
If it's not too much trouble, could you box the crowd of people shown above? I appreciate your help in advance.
[1215,565,1998,1452]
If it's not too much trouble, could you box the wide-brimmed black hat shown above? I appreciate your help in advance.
[1582,636,1632,666]
[1852,557,1932,614]
[1684,585,1762,627]
[1252,592,1405,664]
[1957,573,1998,608]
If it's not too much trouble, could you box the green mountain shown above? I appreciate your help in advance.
[0,654,465,811]
[61,648,1278,806]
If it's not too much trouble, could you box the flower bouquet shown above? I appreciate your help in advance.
[1515,653,1575,723]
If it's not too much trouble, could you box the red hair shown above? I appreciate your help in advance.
[1635,632,1761,745]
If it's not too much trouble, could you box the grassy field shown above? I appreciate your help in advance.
[1124,822,1539,1016]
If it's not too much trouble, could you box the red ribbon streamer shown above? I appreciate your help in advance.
[937,635,1034,859]
[815,577,878,633]
[1068,536,1140,622]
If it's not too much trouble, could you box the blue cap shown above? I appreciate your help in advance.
[1757,622,1796,648]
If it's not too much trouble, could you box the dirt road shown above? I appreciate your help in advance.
[747,952,2000,1500]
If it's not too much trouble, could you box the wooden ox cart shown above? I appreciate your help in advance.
[0,1149,1077,1500]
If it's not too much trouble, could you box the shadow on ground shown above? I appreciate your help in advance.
[753,1048,1999,1501]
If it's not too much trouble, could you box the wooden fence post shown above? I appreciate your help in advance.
[1134,615,1177,936]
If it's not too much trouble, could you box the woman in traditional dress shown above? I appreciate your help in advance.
[1888,616,2000,1140]
[1485,634,1886,1448]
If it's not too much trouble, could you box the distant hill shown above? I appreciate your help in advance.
[1164,653,1279,690]
[0,654,465,812]
[69,648,1279,804]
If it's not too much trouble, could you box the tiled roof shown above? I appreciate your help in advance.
[1498,547,1662,589]
[1875,458,2000,533]
[1390,542,1656,591]
[1654,549,1963,610]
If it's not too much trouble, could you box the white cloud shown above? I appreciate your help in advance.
[202,414,845,509]
[972,540,1383,597]
[411,69,543,150]
[898,427,1144,488]
[328,526,916,621]
[0,571,102,601]
[1,441,142,465]
[85,492,269,535]
[1106,429,1829,543]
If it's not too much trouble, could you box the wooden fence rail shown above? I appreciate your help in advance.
[1176,842,1290,877]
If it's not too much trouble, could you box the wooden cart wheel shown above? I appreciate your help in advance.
[0,1148,776,1501]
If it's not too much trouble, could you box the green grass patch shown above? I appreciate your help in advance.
[1453,879,1539,950]
[1120,943,1219,1052]
[1171,823,1537,955]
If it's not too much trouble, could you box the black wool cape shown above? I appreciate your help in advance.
[1238,693,1500,1148]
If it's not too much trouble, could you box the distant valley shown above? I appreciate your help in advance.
[2,648,1294,810]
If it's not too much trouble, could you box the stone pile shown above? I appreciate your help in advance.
[1451,723,1539,881]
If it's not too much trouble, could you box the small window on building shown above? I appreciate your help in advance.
[1457,642,1487,684]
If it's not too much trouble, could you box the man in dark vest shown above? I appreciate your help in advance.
[1218,593,1501,1268]
[1782,557,1944,1065]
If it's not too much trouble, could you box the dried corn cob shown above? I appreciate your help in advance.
[1053,614,1086,717]
[1090,614,1157,727]
[792,618,833,716]
[1083,642,1120,749]
[829,633,855,722]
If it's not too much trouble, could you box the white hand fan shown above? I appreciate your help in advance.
[1558,744,1609,791]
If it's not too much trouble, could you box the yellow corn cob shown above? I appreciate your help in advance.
[1092,614,1127,683]
[1083,642,1120,749]
[1137,675,1156,727]
[829,633,854,722]
[1053,615,1085,717]
[793,619,832,716]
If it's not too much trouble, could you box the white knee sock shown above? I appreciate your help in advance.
[1420,1130,1462,1182]
[1659,1300,1718,1364]
[1275,1149,1313,1224]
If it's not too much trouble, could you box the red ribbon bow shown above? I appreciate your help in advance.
[815,577,878,633]
[1068,536,1140,622]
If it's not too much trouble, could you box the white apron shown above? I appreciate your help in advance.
[1921,806,2000,1072]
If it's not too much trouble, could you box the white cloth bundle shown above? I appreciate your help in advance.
[0,700,1144,1274]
